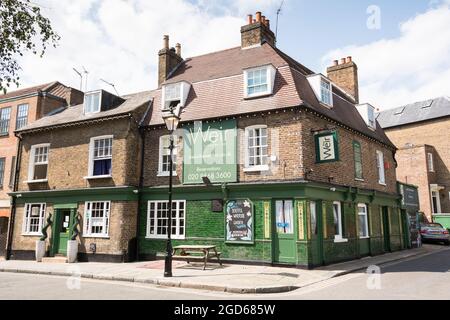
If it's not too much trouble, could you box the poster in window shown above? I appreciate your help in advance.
[225,199,254,244]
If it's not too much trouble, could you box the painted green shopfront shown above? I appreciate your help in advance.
[139,121,408,268]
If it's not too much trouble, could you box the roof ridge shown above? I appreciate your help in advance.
[183,46,241,60]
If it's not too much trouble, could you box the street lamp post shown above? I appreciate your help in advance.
[162,104,181,278]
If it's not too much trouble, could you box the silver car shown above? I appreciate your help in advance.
[420,223,450,245]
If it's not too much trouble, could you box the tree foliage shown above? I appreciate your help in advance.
[0,0,59,93]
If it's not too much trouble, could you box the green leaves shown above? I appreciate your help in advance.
[0,0,60,93]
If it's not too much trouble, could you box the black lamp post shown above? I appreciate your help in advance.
[162,104,181,277]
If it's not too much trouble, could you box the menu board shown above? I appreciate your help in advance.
[225,199,254,244]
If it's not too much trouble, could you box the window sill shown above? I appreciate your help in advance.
[355,178,365,182]
[82,235,110,239]
[25,179,48,184]
[334,238,348,243]
[243,165,269,173]
[0,133,9,138]
[378,182,387,186]
[157,172,177,177]
[145,236,185,240]
[21,233,42,237]
[359,236,370,239]
[243,92,273,100]
[83,175,112,180]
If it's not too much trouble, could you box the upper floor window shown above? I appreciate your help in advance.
[367,106,375,128]
[320,79,332,106]
[357,203,369,238]
[427,153,434,172]
[9,156,16,188]
[376,150,386,185]
[243,65,276,98]
[0,107,11,135]
[353,141,363,180]
[88,136,113,177]
[16,103,29,129]
[0,158,5,188]
[23,203,46,235]
[84,91,101,114]
[162,81,191,110]
[28,144,50,182]
[244,126,268,171]
[356,103,376,130]
[158,135,177,176]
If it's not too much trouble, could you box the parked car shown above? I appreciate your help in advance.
[419,223,450,245]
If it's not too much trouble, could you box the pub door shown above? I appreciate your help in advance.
[272,200,297,264]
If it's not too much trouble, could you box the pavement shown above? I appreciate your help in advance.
[0,245,444,294]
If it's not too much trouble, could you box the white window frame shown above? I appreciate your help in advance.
[22,203,46,236]
[333,201,347,242]
[427,153,434,172]
[16,103,29,129]
[320,78,332,106]
[83,201,111,238]
[357,203,370,239]
[244,125,269,172]
[161,81,191,110]
[158,135,177,177]
[27,143,50,182]
[431,190,442,214]
[146,200,186,240]
[243,65,276,99]
[0,107,11,135]
[86,135,113,179]
[84,90,102,114]
[376,150,386,185]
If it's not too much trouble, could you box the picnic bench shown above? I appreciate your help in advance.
[172,245,222,270]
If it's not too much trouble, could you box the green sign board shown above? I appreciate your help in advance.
[183,119,237,184]
[315,131,339,163]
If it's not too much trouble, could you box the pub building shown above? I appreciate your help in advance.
[138,12,408,267]
[7,12,408,267]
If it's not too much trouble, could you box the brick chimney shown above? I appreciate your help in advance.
[241,11,276,49]
[327,56,359,104]
[158,35,183,86]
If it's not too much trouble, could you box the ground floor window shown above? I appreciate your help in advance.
[333,201,345,241]
[23,203,46,235]
[310,201,317,235]
[83,201,110,237]
[358,204,369,238]
[147,200,185,239]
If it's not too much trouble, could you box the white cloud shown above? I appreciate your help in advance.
[322,3,450,110]
[15,0,280,95]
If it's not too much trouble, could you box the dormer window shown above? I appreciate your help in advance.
[84,91,102,114]
[320,79,332,106]
[307,74,334,107]
[243,65,276,98]
[356,103,376,130]
[162,81,191,110]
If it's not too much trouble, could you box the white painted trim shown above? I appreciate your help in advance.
[243,65,276,99]
[83,175,112,180]
[25,179,48,184]
[243,166,269,172]
[333,238,349,243]
[83,200,111,238]
[88,135,113,177]
[22,203,46,236]
[244,125,269,170]
[357,203,370,238]
[83,90,102,115]
[376,150,385,185]
[28,144,50,182]
[146,200,186,239]
[333,201,343,239]
[427,152,435,172]
[158,135,177,176]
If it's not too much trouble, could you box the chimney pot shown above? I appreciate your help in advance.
[253,19,256,23]
[340,58,346,65]
[163,35,169,49]
[262,16,266,23]
[346,56,352,63]
[247,14,253,24]
[175,43,181,57]
[256,11,262,22]
[266,19,270,29]
[333,60,339,66]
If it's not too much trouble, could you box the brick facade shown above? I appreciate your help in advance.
[384,117,450,219]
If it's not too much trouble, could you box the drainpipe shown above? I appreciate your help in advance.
[6,133,23,260]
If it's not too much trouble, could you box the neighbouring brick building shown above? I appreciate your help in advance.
[139,12,407,267]
[0,82,83,257]
[7,89,152,262]
[377,97,450,228]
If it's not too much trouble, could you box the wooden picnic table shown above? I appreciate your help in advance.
[172,245,222,270]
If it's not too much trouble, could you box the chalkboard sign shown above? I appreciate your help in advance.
[225,199,254,244]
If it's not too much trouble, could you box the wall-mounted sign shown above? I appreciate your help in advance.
[315,131,339,163]
[225,199,254,244]
[183,119,237,184]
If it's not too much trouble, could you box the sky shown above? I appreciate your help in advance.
[11,0,450,110]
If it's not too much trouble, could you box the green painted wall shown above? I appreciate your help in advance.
[433,215,450,230]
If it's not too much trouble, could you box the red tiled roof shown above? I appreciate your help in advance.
[0,82,58,100]
[147,42,394,148]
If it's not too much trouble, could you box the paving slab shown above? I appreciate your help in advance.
[0,245,444,294]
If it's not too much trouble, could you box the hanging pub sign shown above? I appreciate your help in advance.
[315,131,339,163]
[225,199,254,244]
